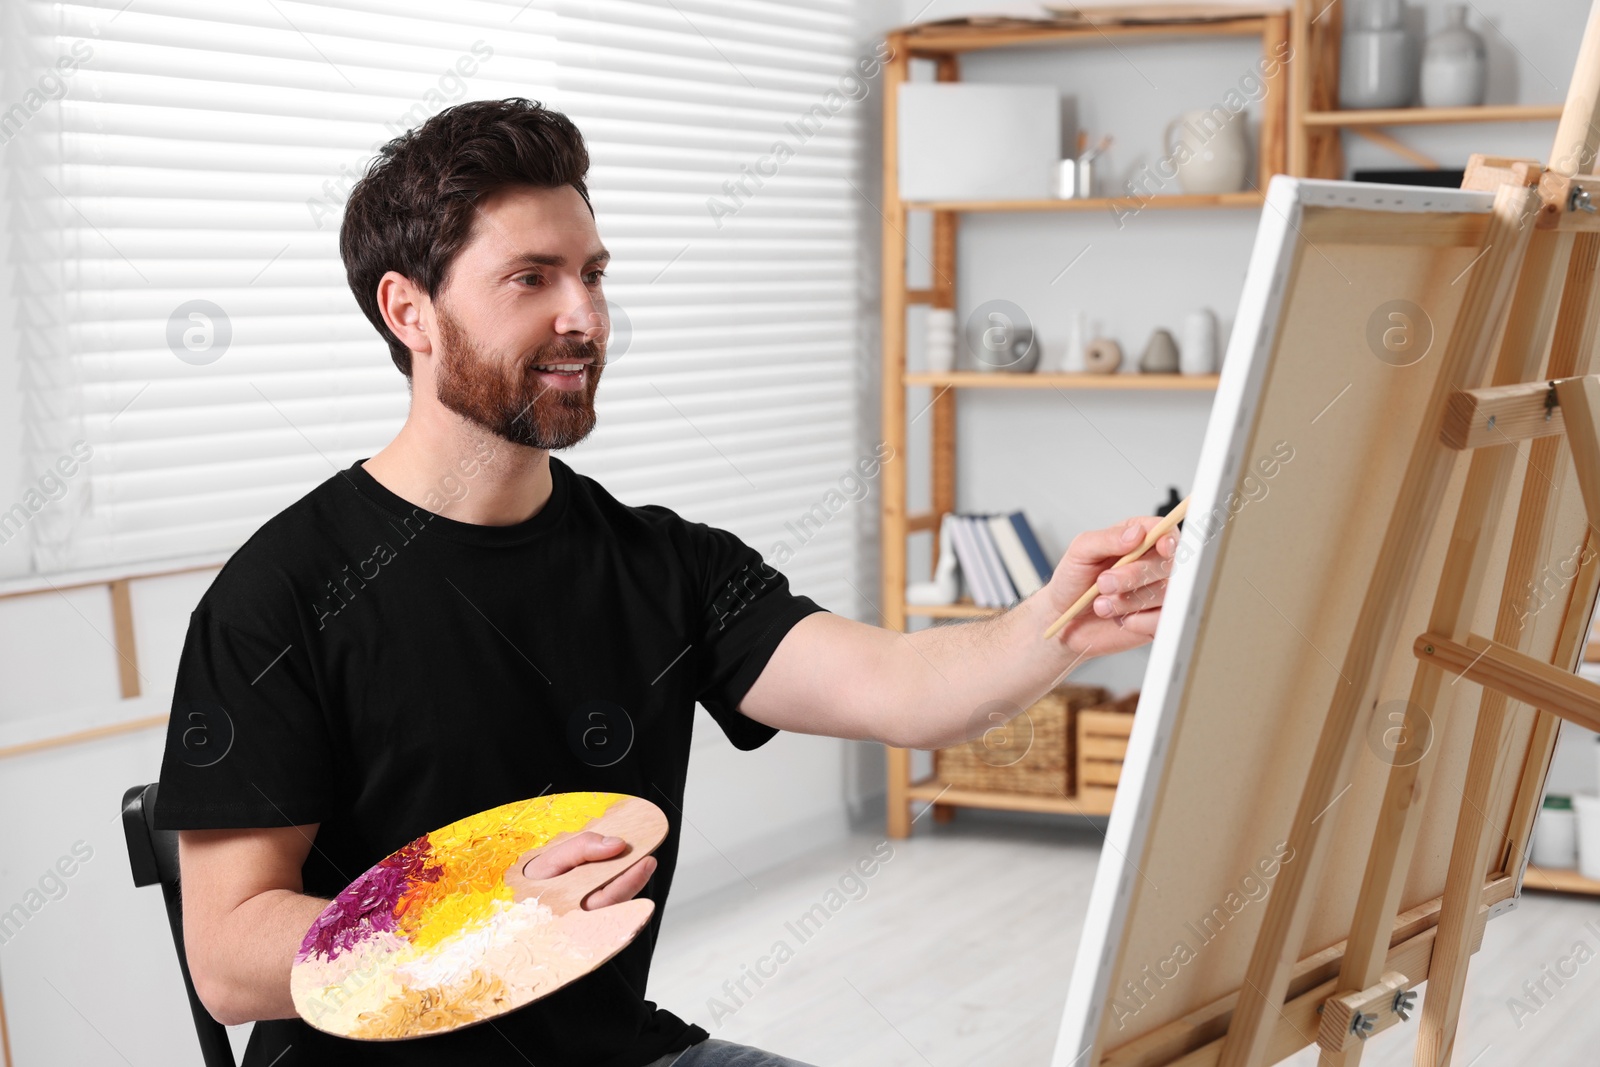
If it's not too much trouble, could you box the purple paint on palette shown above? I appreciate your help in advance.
[297,837,441,962]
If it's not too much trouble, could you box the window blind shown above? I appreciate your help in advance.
[4,0,868,612]
[549,0,867,606]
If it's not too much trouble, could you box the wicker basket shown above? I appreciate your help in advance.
[934,683,1108,796]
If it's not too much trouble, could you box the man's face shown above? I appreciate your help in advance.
[430,184,612,450]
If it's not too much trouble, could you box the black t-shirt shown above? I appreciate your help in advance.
[154,454,829,1067]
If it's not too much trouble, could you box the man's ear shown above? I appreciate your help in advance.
[376,271,433,358]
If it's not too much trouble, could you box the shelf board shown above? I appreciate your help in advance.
[902,191,1263,214]
[908,779,1115,817]
[1302,104,1563,128]
[905,371,1221,391]
[1587,636,1600,662]
[1524,864,1600,896]
[899,15,1275,55]
[906,598,1002,619]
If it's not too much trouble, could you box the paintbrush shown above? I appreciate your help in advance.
[1079,133,1113,162]
[1041,495,1190,640]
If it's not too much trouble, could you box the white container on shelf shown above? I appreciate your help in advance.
[1574,793,1600,881]
[1181,308,1219,375]
[898,83,1060,201]
[925,308,956,373]
[1531,795,1578,870]
[1059,309,1087,373]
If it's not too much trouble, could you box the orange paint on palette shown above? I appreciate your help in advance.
[290,792,669,1040]
[395,793,615,952]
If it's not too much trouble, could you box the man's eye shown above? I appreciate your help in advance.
[518,274,544,287]
[585,269,607,285]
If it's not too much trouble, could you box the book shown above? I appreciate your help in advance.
[969,513,1019,607]
[988,513,1043,597]
[947,514,993,607]
[1008,511,1056,587]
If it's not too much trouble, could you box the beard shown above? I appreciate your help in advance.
[432,306,605,450]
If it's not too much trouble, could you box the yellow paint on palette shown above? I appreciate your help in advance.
[398,792,615,952]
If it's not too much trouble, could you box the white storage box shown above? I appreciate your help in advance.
[897,83,1061,201]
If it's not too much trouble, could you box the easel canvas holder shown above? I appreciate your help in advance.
[1053,6,1600,1065]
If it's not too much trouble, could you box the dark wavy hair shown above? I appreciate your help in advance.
[340,98,593,377]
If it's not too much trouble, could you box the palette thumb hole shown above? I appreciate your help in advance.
[504,800,667,914]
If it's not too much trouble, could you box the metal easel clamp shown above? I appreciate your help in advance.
[1537,171,1600,229]
[1315,970,1416,1054]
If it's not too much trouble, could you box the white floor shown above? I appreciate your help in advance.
[649,810,1600,1067]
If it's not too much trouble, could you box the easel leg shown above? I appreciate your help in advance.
[887,746,912,838]
[0,964,11,1067]
[1318,226,1572,1067]
[1415,232,1600,1067]
[1555,374,1600,529]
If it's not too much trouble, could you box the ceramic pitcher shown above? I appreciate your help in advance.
[1164,109,1249,195]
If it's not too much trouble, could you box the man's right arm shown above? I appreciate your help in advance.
[179,824,328,1026]
[178,824,660,1026]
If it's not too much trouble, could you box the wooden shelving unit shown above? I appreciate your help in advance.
[1301,104,1565,128]
[1525,864,1600,896]
[1286,1,1564,177]
[909,780,1116,817]
[905,599,996,620]
[904,371,1220,390]
[878,10,1290,838]
[903,191,1265,213]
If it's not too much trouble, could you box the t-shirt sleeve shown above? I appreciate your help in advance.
[686,520,831,751]
[153,606,336,831]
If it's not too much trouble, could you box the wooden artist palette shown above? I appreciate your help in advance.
[289,792,668,1040]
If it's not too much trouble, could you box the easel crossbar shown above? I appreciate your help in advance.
[1416,633,1600,733]
[1440,375,1598,449]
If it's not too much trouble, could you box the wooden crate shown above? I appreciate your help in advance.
[934,683,1107,796]
[1076,692,1140,807]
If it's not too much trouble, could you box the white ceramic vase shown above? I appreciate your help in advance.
[1341,0,1414,110]
[1060,309,1086,372]
[1164,109,1249,196]
[1420,5,1487,108]
[1181,309,1219,375]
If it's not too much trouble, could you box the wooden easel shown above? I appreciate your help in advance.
[1217,5,1600,1066]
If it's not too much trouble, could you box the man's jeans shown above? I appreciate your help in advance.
[646,1037,819,1066]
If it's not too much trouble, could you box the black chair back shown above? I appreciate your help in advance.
[121,782,237,1067]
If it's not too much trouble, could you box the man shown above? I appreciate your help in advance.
[155,98,1174,1067]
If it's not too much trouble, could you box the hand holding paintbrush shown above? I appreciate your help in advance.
[1042,496,1188,642]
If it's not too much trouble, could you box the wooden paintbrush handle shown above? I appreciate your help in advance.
[1041,497,1190,640]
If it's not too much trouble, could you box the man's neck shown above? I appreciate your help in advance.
[361,413,553,528]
